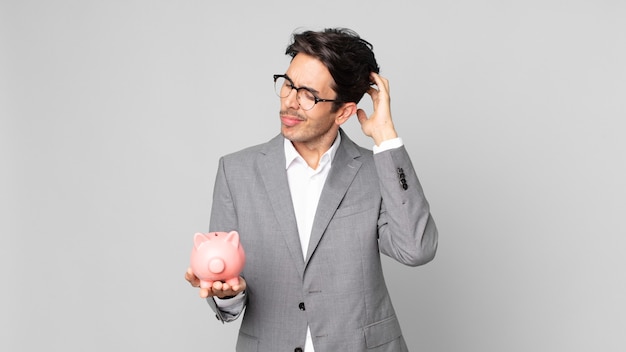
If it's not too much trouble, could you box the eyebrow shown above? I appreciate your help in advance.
[284,74,321,95]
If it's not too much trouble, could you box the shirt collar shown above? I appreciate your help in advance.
[284,132,342,170]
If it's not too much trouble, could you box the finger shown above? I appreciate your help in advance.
[370,73,389,94]
[370,72,383,87]
[212,281,224,291]
[232,277,246,292]
[231,283,242,292]
[199,288,210,298]
[364,86,379,106]
[221,282,232,292]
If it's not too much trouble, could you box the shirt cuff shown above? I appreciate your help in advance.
[213,291,246,309]
[373,137,403,154]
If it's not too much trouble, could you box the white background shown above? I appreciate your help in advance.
[2,1,625,351]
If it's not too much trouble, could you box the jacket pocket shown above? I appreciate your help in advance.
[334,203,377,219]
[364,315,402,349]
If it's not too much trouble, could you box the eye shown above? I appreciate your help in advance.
[300,89,316,101]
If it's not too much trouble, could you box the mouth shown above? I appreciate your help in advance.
[280,111,305,127]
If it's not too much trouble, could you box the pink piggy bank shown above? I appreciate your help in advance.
[190,231,245,289]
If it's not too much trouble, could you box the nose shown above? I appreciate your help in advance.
[282,88,300,110]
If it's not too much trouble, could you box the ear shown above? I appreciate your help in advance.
[193,232,210,248]
[225,231,240,248]
[335,102,357,126]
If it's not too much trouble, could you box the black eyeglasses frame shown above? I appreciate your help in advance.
[273,74,344,110]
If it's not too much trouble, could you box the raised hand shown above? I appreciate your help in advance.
[356,72,398,146]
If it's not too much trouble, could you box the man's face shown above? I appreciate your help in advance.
[279,53,344,146]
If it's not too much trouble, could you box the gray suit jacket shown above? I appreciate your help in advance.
[206,129,438,351]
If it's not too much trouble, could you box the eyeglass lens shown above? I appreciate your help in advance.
[274,76,317,110]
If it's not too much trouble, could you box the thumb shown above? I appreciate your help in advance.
[185,267,199,285]
[356,108,368,125]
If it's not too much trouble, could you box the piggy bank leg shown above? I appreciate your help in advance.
[225,277,240,287]
[199,280,214,289]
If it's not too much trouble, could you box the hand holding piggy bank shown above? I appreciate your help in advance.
[190,231,246,289]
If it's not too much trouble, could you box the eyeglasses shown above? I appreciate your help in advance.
[273,74,343,111]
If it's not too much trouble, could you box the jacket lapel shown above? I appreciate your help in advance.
[258,134,306,278]
[305,130,362,265]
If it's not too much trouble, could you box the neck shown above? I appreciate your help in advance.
[292,131,339,169]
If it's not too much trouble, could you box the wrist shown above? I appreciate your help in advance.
[373,137,403,154]
[372,129,398,147]
[215,290,244,300]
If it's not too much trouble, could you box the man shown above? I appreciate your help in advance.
[185,27,438,351]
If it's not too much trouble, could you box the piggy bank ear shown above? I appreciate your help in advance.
[225,231,240,248]
[193,232,210,248]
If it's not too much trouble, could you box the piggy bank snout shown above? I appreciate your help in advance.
[209,258,225,274]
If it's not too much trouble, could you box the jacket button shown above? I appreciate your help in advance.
[295,348,303,352]
[298,302,305,311]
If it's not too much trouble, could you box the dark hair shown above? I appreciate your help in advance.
[285,28,380,111]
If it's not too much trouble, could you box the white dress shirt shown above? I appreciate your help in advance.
[284,134,340,352]
[215,133,403,351]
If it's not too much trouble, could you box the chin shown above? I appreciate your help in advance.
[281,127,298,142]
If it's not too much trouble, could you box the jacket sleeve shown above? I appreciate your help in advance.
[209,156,238,232]
[204,156,247,322]
[374,145,438,266]
[206,292,247,323]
